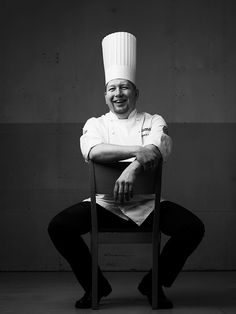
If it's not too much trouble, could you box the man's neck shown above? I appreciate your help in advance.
[112,109,137,119]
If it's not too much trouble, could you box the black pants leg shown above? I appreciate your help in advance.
[48,201,139,292]
[139,201,205,290]
[48,200,205,292]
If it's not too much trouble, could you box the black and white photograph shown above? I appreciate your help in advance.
[0,0,236,313]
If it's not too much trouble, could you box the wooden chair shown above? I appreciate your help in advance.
[89,160,162,309]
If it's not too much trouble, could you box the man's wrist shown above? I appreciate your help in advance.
[130,159,143,174]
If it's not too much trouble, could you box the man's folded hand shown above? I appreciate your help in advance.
[113,160,142,202]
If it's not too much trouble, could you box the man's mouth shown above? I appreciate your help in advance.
[113,99,126,104]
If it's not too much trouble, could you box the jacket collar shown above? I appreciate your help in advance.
[107,109,138,121]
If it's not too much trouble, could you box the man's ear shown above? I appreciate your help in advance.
[104,91,108,105]
[135,89,139,99]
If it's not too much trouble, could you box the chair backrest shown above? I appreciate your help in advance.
[89,161,162,196]
[89,160,162,237]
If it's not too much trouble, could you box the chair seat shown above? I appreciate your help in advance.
[98,227,151,232]
[98,232,152,243]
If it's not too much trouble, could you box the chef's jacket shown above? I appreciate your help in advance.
[80,109,172,225]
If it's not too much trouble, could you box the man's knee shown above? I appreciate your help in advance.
[48,202,91,239]
[48,213,65,240]
[192,217,205,239]
[184,217,205,246]
[197,219,205,239]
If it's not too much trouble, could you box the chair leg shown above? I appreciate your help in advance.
[152,233,160,309]
[91,235,99,310]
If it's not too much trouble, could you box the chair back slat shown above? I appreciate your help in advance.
[90,161,160,195]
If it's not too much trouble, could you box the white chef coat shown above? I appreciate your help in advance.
[80,109,172,226]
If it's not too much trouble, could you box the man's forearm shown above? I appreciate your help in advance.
[89,143,140,163]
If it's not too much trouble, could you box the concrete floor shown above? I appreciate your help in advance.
[0,271,235,313]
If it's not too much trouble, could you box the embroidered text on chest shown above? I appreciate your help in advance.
[141,127,151,136]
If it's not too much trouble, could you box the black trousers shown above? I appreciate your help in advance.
[48,201,205,293]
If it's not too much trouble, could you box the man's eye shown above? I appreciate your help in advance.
[121,86,128,90]
[108,88,115,92]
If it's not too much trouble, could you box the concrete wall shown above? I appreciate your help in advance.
[1,0,236,271]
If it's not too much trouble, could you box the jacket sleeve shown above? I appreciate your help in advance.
[144,114,172,162]
[80,117,104,162]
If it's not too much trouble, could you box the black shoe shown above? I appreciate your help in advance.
[75,284,112,309]
[138,284,173,309]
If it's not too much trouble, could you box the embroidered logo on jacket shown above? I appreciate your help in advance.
[141,127,151,137]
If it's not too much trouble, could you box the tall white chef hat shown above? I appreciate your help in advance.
[102,32,137,85]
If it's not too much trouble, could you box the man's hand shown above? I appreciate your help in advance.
[113,160,142,203]
[135,145,162,170]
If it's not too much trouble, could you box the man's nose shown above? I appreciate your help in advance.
[114,88,122,96]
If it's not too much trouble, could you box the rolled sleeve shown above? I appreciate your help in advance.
[80,118,104,161]
[144,115,172,162]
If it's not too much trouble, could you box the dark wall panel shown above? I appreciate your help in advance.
[0,123,235,270]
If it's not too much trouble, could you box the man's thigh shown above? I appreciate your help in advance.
[159,201,203,236]
[55,201,136,233]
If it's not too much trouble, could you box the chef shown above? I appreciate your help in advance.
[48,31,205,309]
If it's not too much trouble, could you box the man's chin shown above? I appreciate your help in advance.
[114,109,127,114]
[113,105,128,114]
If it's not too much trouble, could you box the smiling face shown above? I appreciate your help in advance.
[105,79,139,119]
